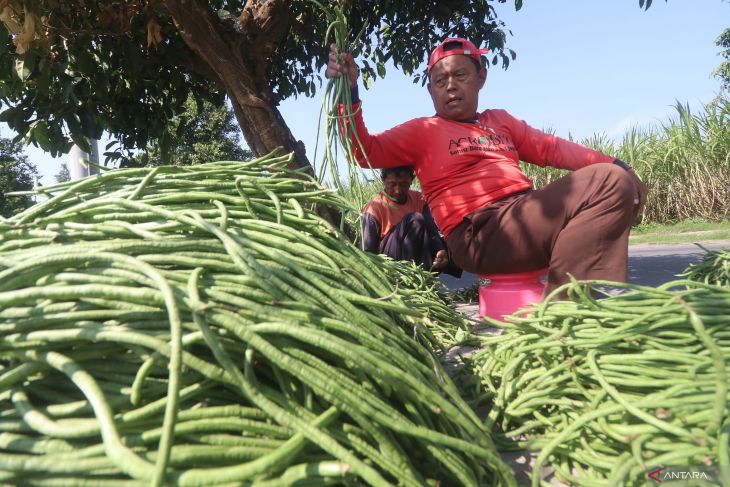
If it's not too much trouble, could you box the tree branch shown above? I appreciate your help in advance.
[162,0,267,108]
[178,56,224,90]
[237,0,291,61]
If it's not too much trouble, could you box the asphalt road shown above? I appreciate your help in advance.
[439,240,730,290]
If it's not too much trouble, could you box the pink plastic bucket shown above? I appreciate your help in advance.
[478,268,548,321]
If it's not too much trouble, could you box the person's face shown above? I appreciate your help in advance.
[427,55,487,122]
[382,172,413,204]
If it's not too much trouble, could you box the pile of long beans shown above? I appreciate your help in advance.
[443,282,483,305]
[377,257,474,347]
[468,279,730,487]
[0,151,512,486]
[682,247,730,286]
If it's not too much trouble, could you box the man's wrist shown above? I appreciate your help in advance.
[612,158,632,171]
[350,85,360,103]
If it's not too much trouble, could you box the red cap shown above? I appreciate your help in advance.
[427,38,490,72]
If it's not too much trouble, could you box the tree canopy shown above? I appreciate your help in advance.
[0,0,515,173]
[0,0,672,179]
[54,162,70,183]
[129,96,252,167]
[715,28,730,91]
[0,135,37,217]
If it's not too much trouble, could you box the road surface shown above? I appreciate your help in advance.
[439,240,730,290]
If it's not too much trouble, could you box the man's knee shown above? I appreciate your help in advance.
[403,212,426,224]
[402,212,427,234]
[588,163,636,212]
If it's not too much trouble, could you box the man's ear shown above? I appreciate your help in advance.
[478,67,487,89]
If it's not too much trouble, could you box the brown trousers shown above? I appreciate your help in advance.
[447,163,637,293]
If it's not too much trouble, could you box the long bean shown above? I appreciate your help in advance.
[469,278,730,486]
[681,246,730,286]
[0,153,505,485]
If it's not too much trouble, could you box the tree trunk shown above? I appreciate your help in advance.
[163,0,309,174]
[163,0,344,228]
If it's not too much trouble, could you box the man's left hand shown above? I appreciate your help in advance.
[432,250,449,270]
[628,168,648,223]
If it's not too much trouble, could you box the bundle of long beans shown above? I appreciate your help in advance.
[682,246,730,286]
[310,0,382,241]
[468,279,730,487]
[0,151,513,486]
[312,0,368,175]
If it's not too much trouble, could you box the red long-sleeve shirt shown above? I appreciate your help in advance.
[344,102,614,238]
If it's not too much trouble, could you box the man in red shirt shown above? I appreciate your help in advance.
[361,166,461,276]
[327,38,648,295]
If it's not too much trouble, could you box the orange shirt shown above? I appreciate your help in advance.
[362,190,426,239]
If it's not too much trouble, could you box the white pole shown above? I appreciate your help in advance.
[68,140,100,180]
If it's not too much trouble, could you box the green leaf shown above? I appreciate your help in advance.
[66,113,84,140]
[31,121,51,151]
[61,82,73,103]
[376,62,386,78]
[14,59,31,81]
[515,0,523,11]
[73,136,92,154]
[68,113,92,153]
[361,70,373,89]
[0,108,16,123]
[36,68,51,94]
[75,49,96,74]
[47,121,66,153]
[454,329,471,345]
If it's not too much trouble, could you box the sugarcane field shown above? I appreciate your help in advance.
[1,1,729,486]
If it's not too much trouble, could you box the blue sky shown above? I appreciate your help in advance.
[7,0,729,184]
[280,0,728,175]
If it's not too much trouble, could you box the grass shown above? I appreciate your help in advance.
[629,219,730,245]
[522,95,730,225]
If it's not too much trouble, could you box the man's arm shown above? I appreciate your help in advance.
[500,110,649,221]
[360,212,382,253]
[325,45,421,170]
[422,204,446,253]
[422,204,449,270]
[498,109,614,170]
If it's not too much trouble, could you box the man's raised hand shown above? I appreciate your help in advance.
[325,43,359,89]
